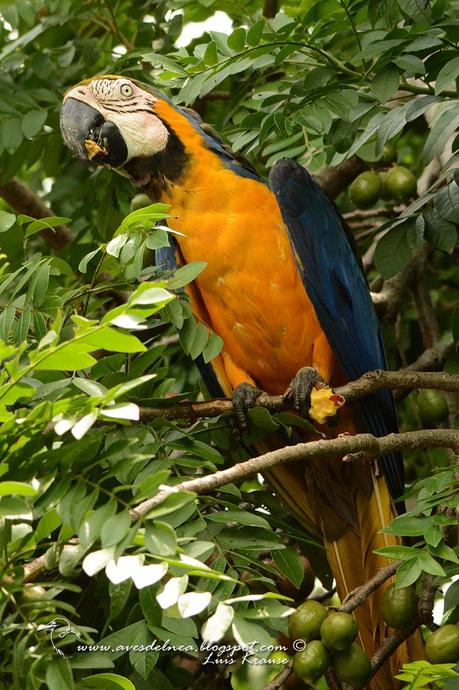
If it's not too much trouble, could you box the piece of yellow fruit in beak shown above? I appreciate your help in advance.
[84,139,108,160]
[309,387,345,424]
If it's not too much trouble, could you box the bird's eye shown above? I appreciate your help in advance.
[120,83,133,97]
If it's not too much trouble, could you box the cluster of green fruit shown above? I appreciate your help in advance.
[349,144,417,209]
[381,585,459,663]
[288,585,459,688]
[288,600,371,688]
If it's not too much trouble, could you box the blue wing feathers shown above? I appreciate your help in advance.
[269,159,404,502]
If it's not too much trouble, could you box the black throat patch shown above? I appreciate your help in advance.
[124,120,189,198]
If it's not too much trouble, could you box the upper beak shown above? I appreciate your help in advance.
[60,97,128,168]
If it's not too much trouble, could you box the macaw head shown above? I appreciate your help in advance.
[60,75,189,188]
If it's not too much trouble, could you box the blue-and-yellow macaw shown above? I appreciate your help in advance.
[60,76,422,686]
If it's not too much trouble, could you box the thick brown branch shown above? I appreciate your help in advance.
[139,370,459,423]
[264,662,292,690]
[343,208,399,222]
[411,278,440,349]
[339,561,401,613]
[0,177,73,251]
[372,248,429,324]
[370,618,420,676]
[316,156,367,199]
[131,429,459,519]
[403,341,455,373]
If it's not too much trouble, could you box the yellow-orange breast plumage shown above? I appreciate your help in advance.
[153,100,338,395]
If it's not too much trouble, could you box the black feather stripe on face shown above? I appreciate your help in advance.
[123,118,189,194]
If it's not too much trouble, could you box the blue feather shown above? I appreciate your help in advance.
[269,159,404,503]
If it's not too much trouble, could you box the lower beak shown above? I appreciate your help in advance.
[60,98,128,167]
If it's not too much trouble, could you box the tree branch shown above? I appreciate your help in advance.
[316,156,367,199]
[264,662,292,690]
[139,370,459,423]
[339,561,401,613]
[371,248,429,324]
[130,429,459,519]
[0,177,73,252]
[369,571,437,676]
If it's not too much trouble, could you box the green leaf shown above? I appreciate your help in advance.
[273,547,305,588]
[101,511,131,548]
[168,262,207,289]
[79,247,102,273]
[46,658,73,690]
[231,613,274,648]
[374,224,411,278]
[0,481,36,497]
[35,349,97,371]
[81,673,136,690]
[435,56,459,94]
[0,210,16,233]
[81,326,146,353]
[206,510,270,529]
[24,216,71,238]
[444,580,459,613]
[418,551,445,576]
[145,522,177,556]
[247,19,265,46]
[423,106,459,163]
[0,496,32,518]
[384,515,433,536]
[434,181,459,224]
[227,27,246,51]
[202,332,223,363]
[424,210,457,254]
[372,65,399,103]
[397,0,431,22]
[203,41,218,66]
[247,406,279,431]
[22,109,47,137]
[395,558,422,588]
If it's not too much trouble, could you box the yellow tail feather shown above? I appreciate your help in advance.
[268,457,424,689]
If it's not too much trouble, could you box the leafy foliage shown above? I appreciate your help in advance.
[0,1,458,689]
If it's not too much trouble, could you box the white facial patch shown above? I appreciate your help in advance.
[106,109,169,161]
[82,78,169,162]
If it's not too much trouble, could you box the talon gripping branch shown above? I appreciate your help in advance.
[61,75,423,687]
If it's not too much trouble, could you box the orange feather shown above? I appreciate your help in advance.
[149,98,423,687]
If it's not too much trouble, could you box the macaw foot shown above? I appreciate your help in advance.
[232,382,263,431]
[283,367,344,425]
[283,366,328,418]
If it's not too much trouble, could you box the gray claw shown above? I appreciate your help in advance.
[283,366,328,418]
[233,382,263,430]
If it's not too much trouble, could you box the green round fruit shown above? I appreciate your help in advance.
[320,611,358,650]
[384,166,417,202]
[293,640,332,682]
[349,172,382,209]
[332,643,372,688]
[425,624,459,663]
[377,143,397,166]
[130,193,151,211]
[378,171,393,201]
[288,600,328,642]
[381,584,418,629]
[417,389,449,425]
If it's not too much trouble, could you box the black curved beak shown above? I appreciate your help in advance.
[60,97,128,168]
